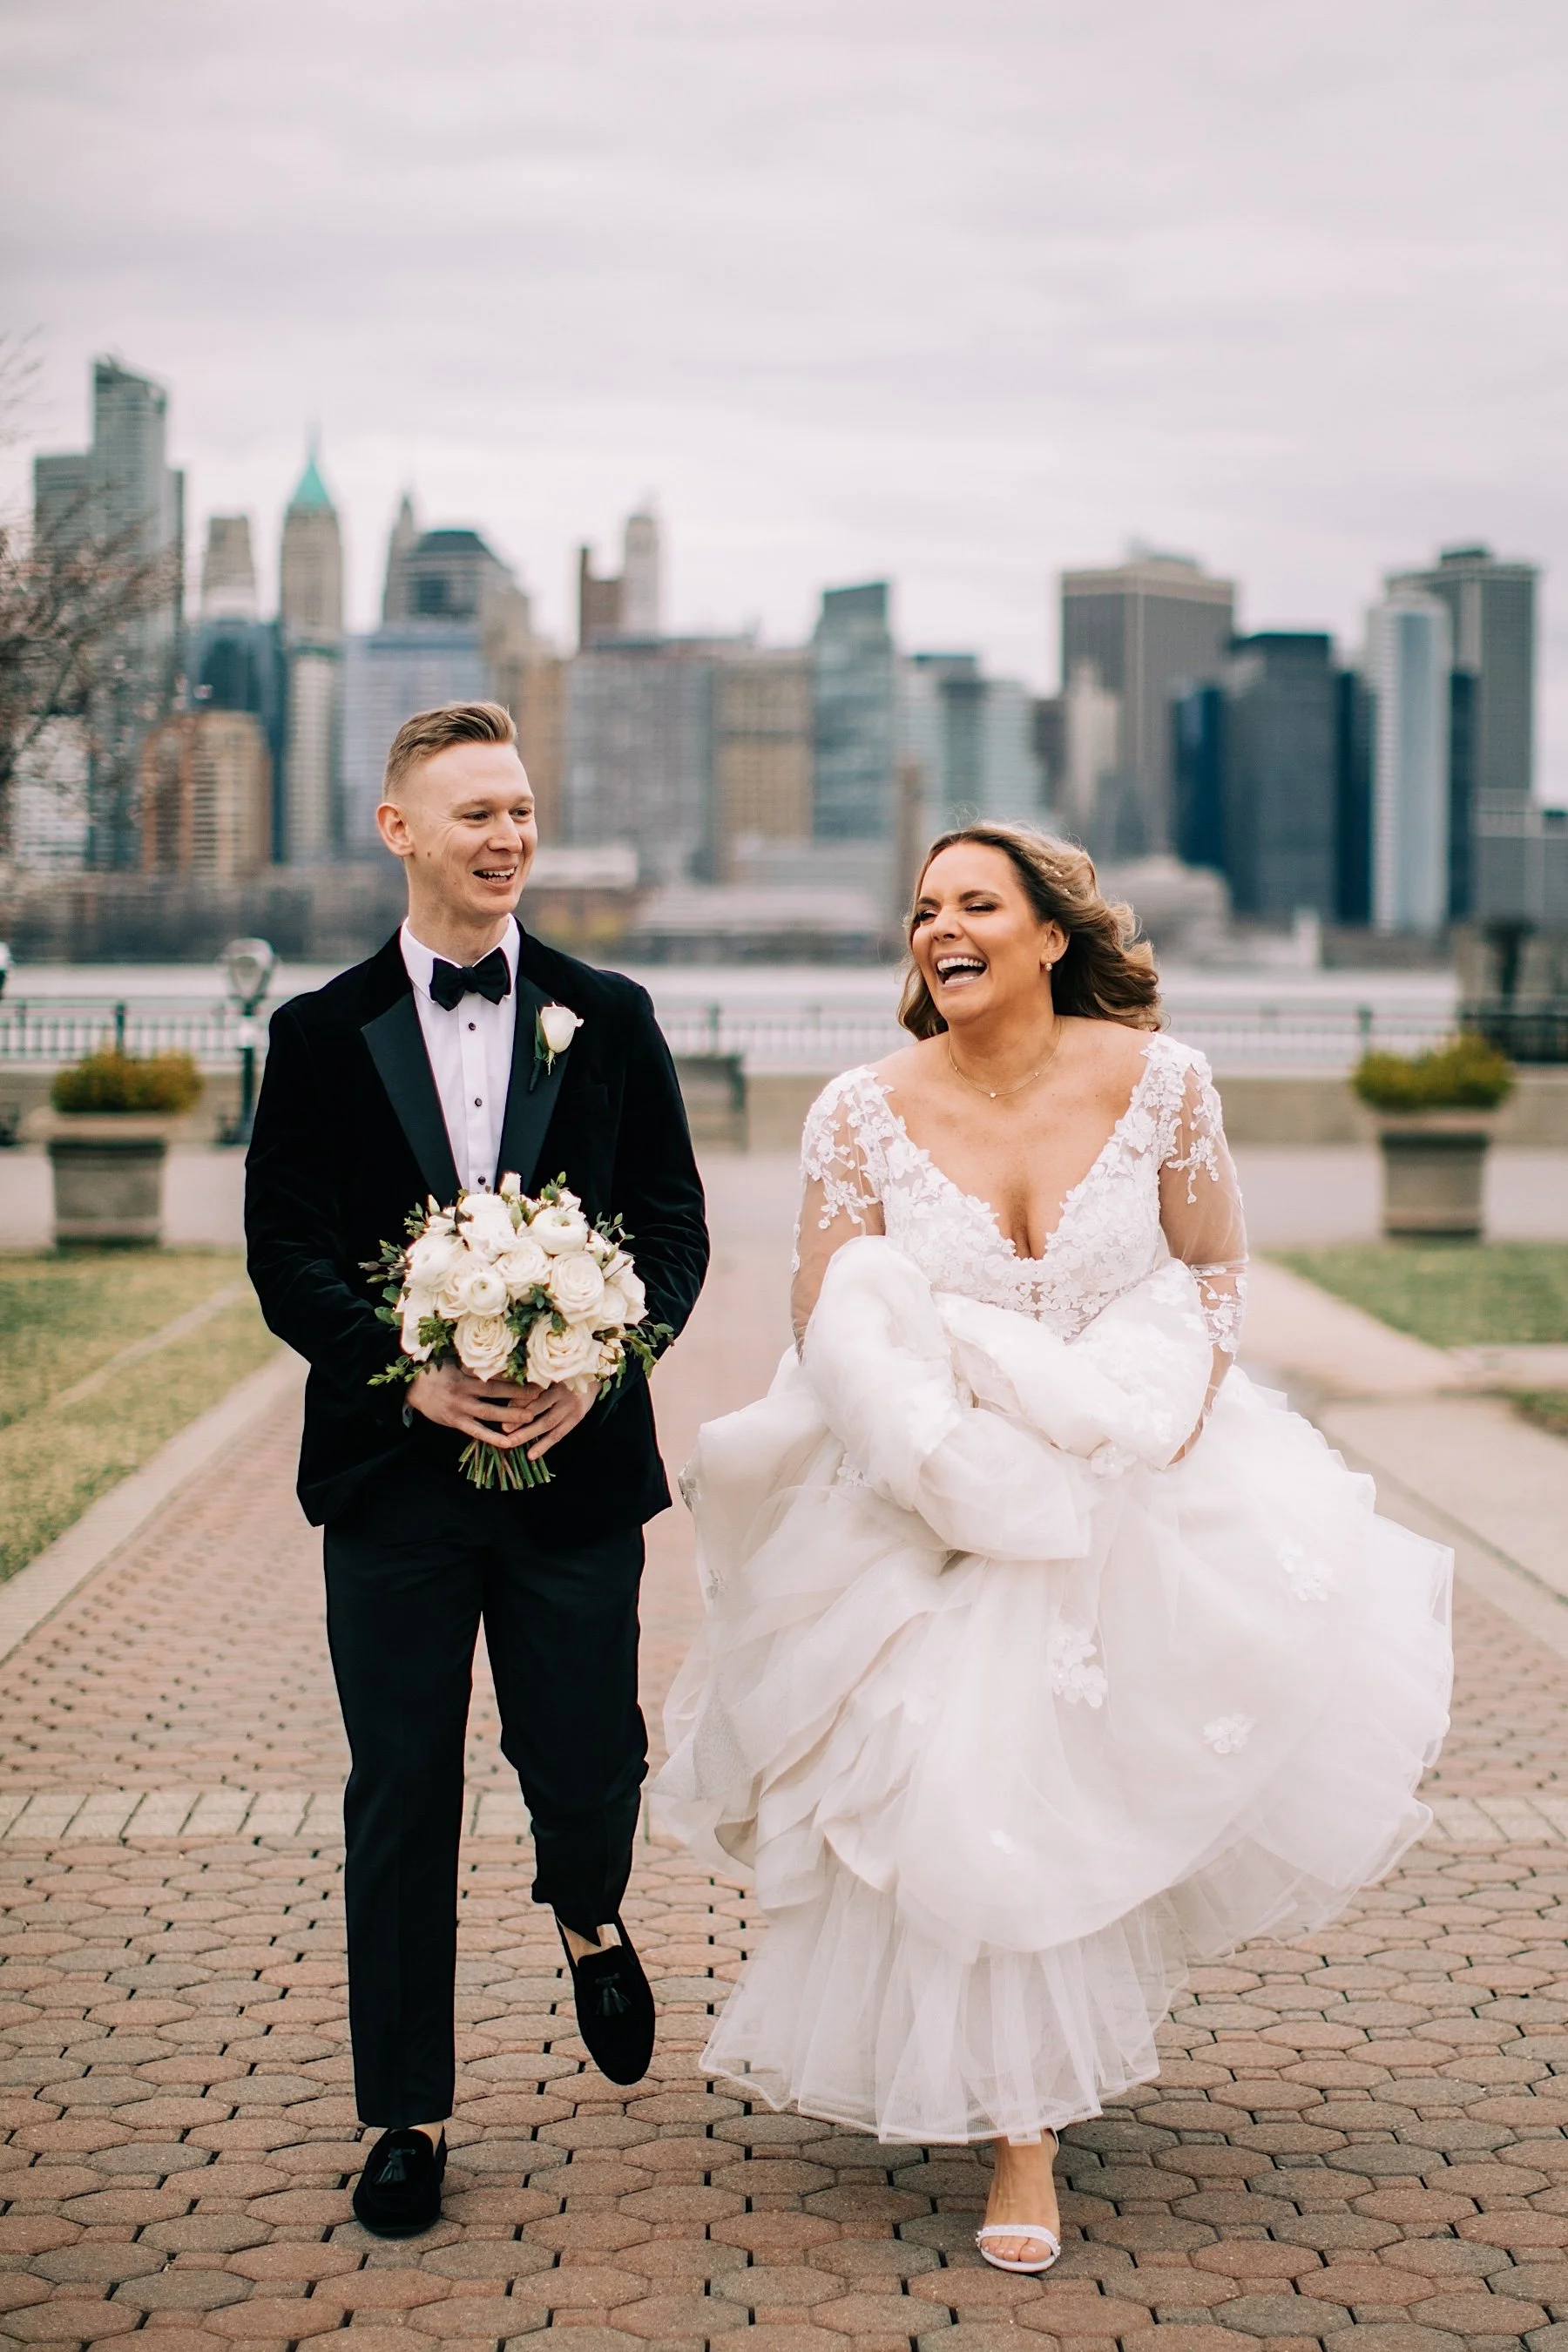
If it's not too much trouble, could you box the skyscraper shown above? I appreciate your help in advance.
[339,508,540,855]
[564,640,728,882]
[1369,589,1452,934]
[1386,545,1536,805]
[191,513,284,850]
[620,508,662,636]
[200,516,259,620]
[576,505,664,646]
[812,584,896,844]
[31,359,185,866]
[1334,669,1375,925]
[1059,552,1234,855]
[279,447,344,863]
[139,709,272,879]
[1217,633,1338,920]
[713,651,812,879]
[902,653,1045,835]
[1172,683,1226,873]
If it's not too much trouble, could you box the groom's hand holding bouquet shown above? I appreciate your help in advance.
[369,1173,670,1487]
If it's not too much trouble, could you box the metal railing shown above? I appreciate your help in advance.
[0,999,248,1066]
[0,992,1504,1075]
[659,1001,1460,1074]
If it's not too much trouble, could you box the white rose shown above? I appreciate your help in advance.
[460,1193,519,1261]
[495,1232,551,1294]
[600,1265,647,1325]
[525,1315,602,1391]
[538,1004,583,1058]
[400,1285,441,1362]
[548,1251,606,1322]
[408,1227,465,1287]
[454,1313,517,1381]
[587,1228,617,1265]
[531,1200,591,1255]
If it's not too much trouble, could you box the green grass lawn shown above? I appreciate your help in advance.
[1514,1390,1568,1441]
[0,1250,280,1583]
[1273,1243,1568,1350]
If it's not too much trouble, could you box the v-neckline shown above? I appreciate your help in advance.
[868,1040,1161,1268]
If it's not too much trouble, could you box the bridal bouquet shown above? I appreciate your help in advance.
[368,1173,666,1490]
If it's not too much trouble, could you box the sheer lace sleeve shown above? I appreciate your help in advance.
[790,1071,887,1347]
[1157,1050,1248,1444]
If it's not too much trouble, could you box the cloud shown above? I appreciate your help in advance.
[3,0,1565,787]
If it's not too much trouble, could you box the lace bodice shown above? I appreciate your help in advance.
[793,1033,1247,1359]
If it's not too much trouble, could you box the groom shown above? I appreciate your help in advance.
[246,700,708,2235]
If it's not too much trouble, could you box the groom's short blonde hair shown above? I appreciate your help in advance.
[382,701,517,799]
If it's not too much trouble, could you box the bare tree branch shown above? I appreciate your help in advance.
[0,336,178,860]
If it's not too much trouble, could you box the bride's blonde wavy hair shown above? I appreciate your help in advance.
[898,823,1163,1038]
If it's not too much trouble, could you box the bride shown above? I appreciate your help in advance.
[656,824,1452,2274]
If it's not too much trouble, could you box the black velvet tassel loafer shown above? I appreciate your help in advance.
[558,1917,657,2085]
[352,2126,447,2236]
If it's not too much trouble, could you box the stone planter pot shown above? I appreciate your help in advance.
[47,1115,172,1247]
[1375,1110,1497,1240]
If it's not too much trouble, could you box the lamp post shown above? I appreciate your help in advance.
[219,937,276,1146]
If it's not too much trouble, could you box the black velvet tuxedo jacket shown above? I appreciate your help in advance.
[245,927,710,1535]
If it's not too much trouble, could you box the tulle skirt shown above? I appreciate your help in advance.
[657,1262,1453,2146]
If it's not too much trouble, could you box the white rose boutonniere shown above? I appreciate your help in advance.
[531,1002,583,1090]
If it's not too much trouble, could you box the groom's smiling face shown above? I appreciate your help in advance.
[377,740,538,942]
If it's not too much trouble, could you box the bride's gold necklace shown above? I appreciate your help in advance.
[946,1020,1064,1102]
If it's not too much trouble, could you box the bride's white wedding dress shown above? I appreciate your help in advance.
[656,1036,1453,2146]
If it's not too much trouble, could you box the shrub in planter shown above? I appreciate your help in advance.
[1352,1033,1514,1240]
[1352,1032,1514,1113]
[48,1051,201,1246]
[51,1049,202,1117]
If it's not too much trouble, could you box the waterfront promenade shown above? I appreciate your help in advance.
[1,1160,1568,2349]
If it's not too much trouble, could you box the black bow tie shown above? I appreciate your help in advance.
[429,948,511,1011]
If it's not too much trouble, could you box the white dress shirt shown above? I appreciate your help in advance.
[399,917,521,1194]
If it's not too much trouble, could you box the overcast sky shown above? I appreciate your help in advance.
[4,0,1567,793]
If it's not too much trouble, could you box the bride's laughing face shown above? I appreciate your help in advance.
[910,844,1067,1029]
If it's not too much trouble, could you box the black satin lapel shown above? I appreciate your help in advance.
[496,972,567,1193]
[362,996,461,1206]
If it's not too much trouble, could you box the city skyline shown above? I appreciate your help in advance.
[3,1,1565,795]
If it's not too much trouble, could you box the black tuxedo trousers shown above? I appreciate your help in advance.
[245,928,709,2127]
[326,1463,645,2126]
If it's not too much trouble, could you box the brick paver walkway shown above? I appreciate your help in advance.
[3,1166,1568,2349]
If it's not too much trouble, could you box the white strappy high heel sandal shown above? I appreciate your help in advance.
[974,2221,1060,2275]
[975,2131,1061,2274]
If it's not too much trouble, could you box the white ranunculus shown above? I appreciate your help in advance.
[449,1261,510,1318]
[531,1200,591,1255]
[408,1227,465,1287]
[538,1004,583,1057]
[525,1315,601,1392]
[460,1193,520,1261]
[454,1312,517,1381]
[400,1285,441,1361]
[600,1264,647,1324]
[495,1232,551,1294]
[548,1250,605,1322]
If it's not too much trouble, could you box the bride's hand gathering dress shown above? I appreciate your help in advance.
[656,1035,1453,2146]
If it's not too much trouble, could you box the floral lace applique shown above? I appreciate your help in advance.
[1204,1713,1256,1754]
[795,1037,1247,1354]
[1048,1623,1107,1707]
[1277,1538,1332,1602]
[1189,1265,1249,1357]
